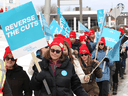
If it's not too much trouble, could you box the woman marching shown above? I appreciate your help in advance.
[3,46,32,96]
[63,38,90,84]
[79,44,102,96]
[30,37,89,96]
[91,37,113,96]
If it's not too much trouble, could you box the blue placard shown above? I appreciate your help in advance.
[50,19,67,38]
[101,28,121,48]
[57,7,71,37]
[0,2,45,51]
[97,9,104,28]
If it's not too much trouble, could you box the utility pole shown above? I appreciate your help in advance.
[79,0,82,23]
[57,0,60,25]
[44,0,51,25]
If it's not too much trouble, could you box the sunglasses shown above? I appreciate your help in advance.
[5,57,16,61]
[45,45,49,48]
[80,53,89,56]
[99,43,104,45]
[50,49,61,54]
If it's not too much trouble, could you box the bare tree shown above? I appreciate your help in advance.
[37,4,57,14]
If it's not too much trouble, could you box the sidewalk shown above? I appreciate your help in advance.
[112,58,128,96]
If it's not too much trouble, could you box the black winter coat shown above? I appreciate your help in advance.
[30,57,88,96]
[2,80,13,96]
[6,65,32,96]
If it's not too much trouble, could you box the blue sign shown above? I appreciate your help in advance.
[78,21,91,32]
[50,19,67,38]
[57,7,71,37]
[61,70,67,76]
[0,2,47,58]
[101,28,121,48]
[97,9,105,28]
[39,12,53,40]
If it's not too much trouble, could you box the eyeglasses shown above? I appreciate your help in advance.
[80,53,89,56]
[5,57,16,61]
[50,49,61,54]
[45,45,49,48]
[99,43,104,46]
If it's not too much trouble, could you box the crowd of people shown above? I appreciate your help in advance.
[0,28,127,96]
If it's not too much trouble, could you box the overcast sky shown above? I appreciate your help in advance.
[0,0,128,12]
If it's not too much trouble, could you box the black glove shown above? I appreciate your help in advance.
[91,62,97,68]
[89,73,95,82]
[91,62,100,72]
[104,57,109,62]
[36,71,46,82]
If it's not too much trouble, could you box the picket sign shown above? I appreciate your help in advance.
[0,2,51,95]
[94,42,99,60]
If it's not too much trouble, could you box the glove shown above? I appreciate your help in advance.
[89,73,95,82]
[91,62,97,68]
[91,62,100,72]
[104,58,109,62]
[36,71,46,82]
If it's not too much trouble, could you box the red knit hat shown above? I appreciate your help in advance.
[69,31,76,38]
[99,37,106,45]
[79,35,85,42]
[84,31,90,37]
[79,44,90,55]
[64,38,72,47]
[89,29,95,35]
[119,28,124,34]
[57,34,66,39]
[50,37,64,50]
[3,46,13,60]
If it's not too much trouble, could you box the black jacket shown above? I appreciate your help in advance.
[30,57,88,96]
[2,80,13,96]
[6,65,32,96]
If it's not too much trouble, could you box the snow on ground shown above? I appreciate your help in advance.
[0,29,128,95]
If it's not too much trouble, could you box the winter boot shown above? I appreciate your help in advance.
[113,83,117,95]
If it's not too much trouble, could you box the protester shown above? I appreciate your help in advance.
[79,44,102,96]
[69,31,81,58]
[112,28,125,95]
[89,29,97,51]
[91,37,113,96]
[28,44,49,96]
[28,44,49,75]
[3,46,32,96]
[84,31,93,53]
[63,40,90,84]
[30,37,89,96]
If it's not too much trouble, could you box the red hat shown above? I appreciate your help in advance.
[64,38,72,47]
[3,46,13,60]
[84,31,89,37]
[119,28,124,34]
[57,34,66,39]
[99,37,106,45]
[79,35,85,42]
[69,31,76,38]
[50,37,64,50]
[79,44,90,55]
[89,29,95,35]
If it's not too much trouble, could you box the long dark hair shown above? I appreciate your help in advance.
[63,41,75,65]
[44,47,65,62]
[98,45,107,51]
[79,55,94,66]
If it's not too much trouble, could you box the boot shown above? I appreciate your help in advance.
[113,83,117,95]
